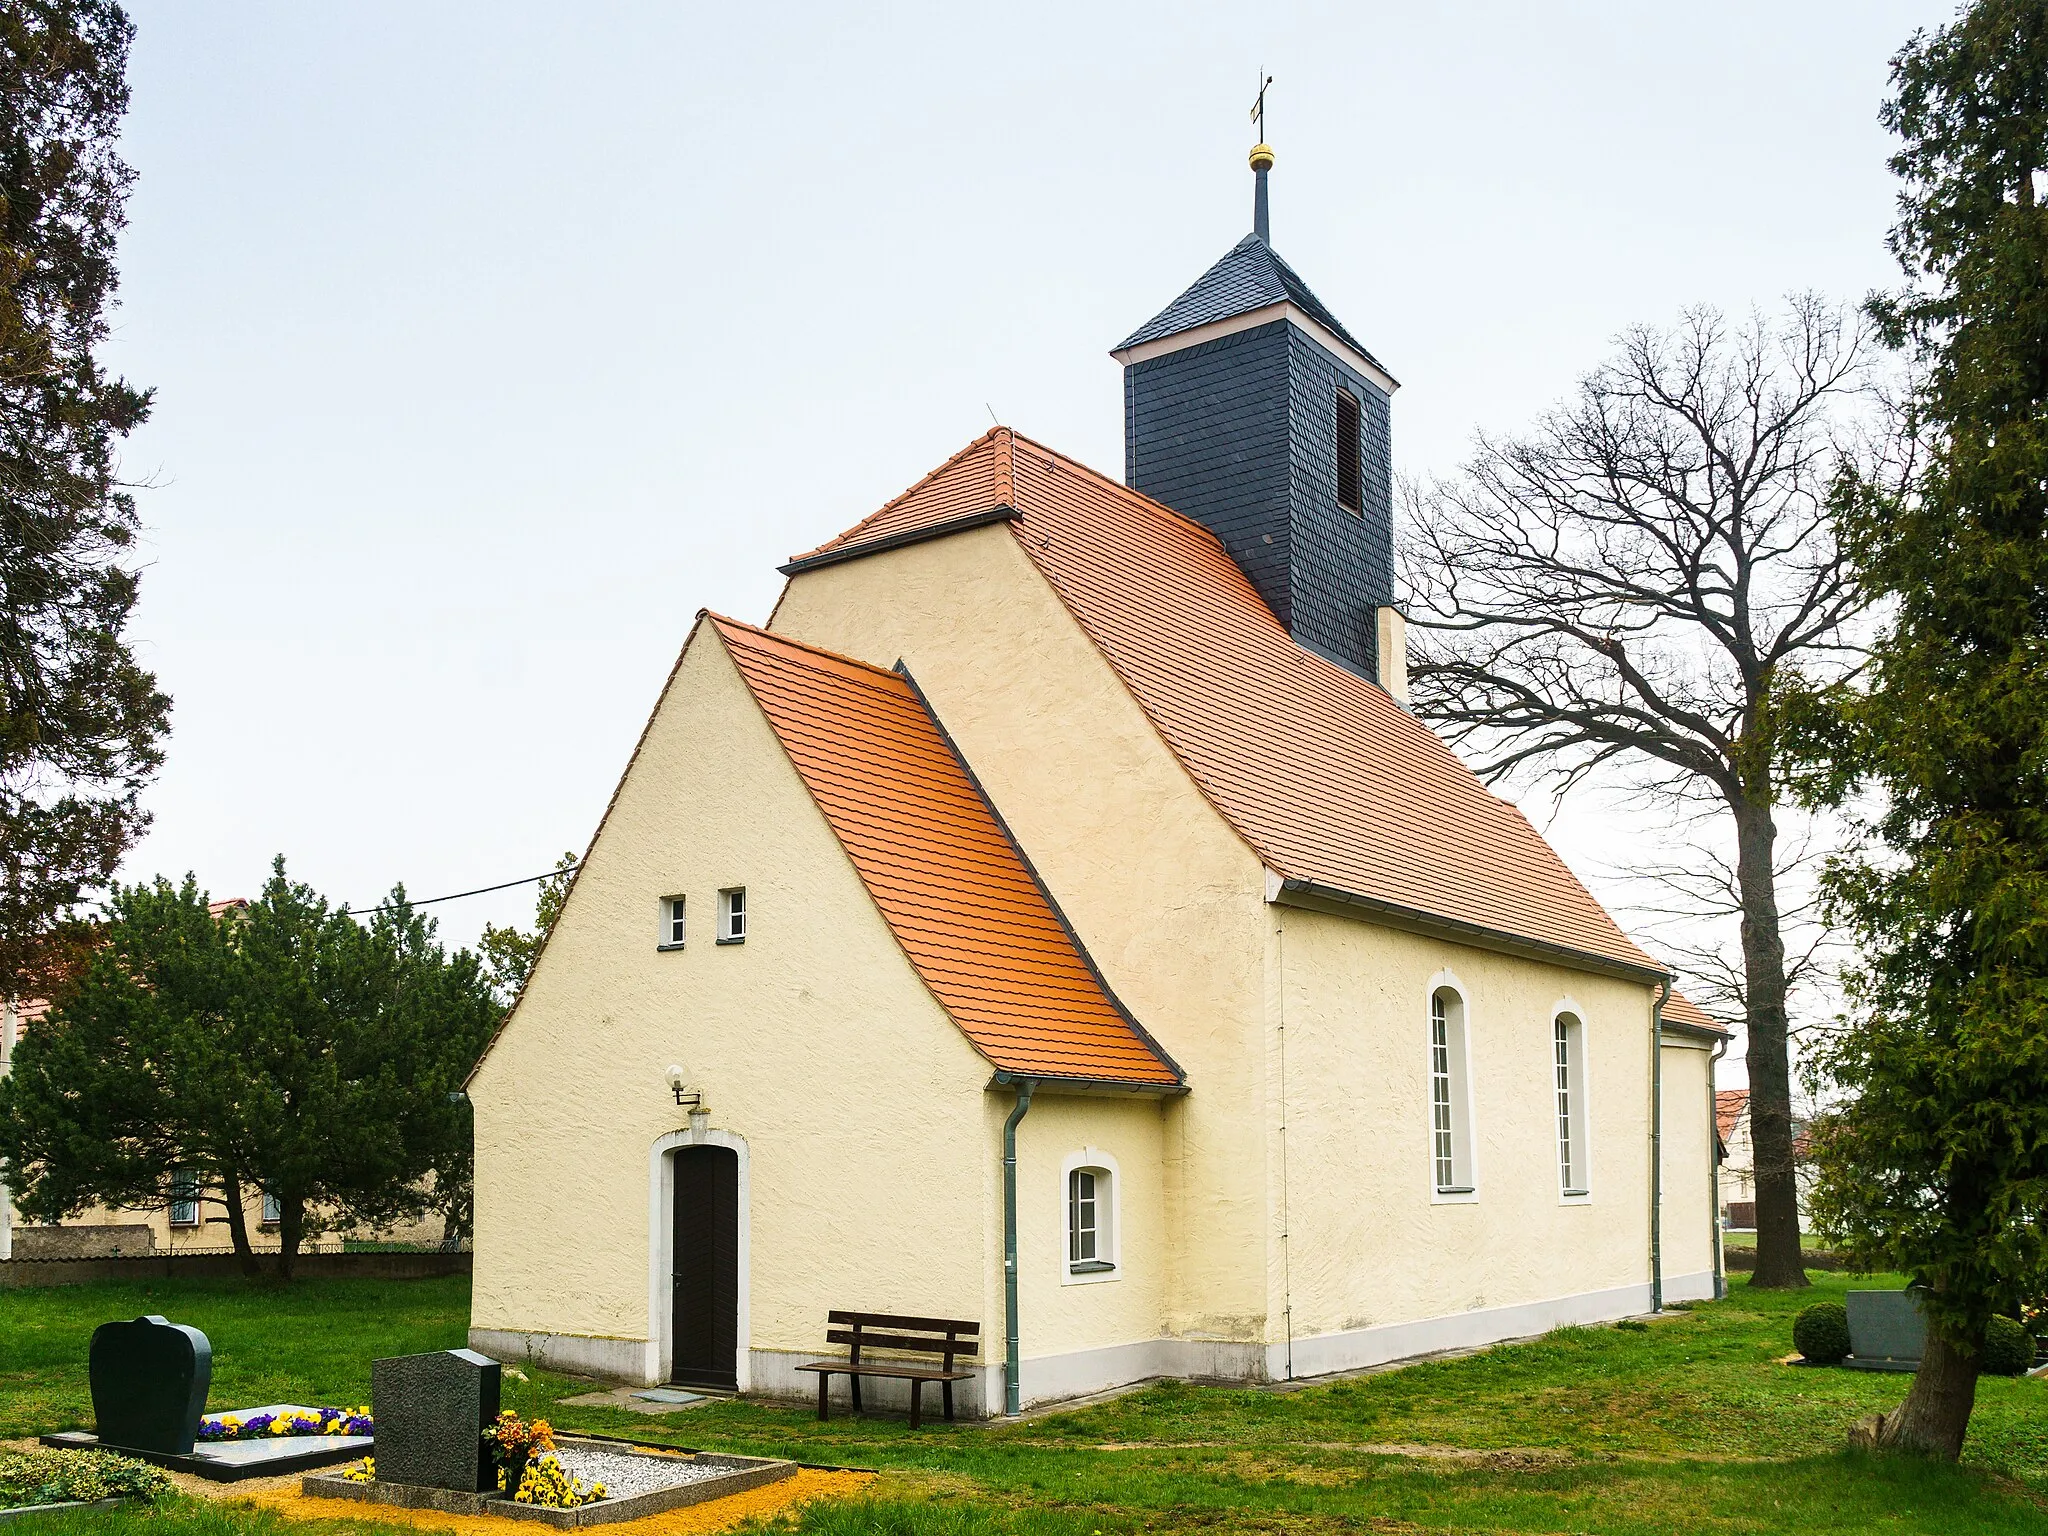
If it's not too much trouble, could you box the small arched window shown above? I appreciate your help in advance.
[1067,1164,1116,1276]
[1429,987,1475,1195]
[1554,1011,1590,1196]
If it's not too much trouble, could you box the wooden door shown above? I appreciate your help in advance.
[670,1145,738,1389]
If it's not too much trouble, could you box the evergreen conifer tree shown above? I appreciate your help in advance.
[1804,0,2048,1459]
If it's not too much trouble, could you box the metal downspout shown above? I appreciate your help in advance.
[1710,1034,1729,1299]
[1002,1079,1036,1416]
[1650,983,1666,1313]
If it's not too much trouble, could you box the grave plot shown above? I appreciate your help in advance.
[301,1349,794,1528]
[38,1315,373,1482]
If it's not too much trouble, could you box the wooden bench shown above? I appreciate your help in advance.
[794,1310,979,1428]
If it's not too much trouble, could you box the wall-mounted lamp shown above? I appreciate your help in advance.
[666,1064,701,1111]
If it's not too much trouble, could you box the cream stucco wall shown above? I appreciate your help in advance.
[1658,1035,1721,1299]
[1273,906,1663,1340]
[469,625,999,1384]
[772,525,1279,1351]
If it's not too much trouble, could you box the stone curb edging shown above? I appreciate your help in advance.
[302,1445,796,1529]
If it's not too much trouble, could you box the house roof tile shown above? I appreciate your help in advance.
[1716,1090,1748,1142]
[787,428,1663,979]
[710,614,1181,1088]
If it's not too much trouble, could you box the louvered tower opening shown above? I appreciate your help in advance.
[1336,387,1363,513]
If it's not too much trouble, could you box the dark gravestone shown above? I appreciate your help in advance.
[370,1348,500,1491]
[1848,1289,1927,1368]
[89,1315,212,1455]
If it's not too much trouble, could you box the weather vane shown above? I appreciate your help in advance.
[1250,70,1273,143]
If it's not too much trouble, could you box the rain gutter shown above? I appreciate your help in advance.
[1271,878,1666,987]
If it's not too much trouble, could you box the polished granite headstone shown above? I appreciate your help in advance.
[43,1317,368,1481]
[1846,1288,1926,1371]
[89,1315,212,1455]
[370,1349,501,1491]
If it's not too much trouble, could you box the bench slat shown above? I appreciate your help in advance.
[825,1329,978,1356]
[827,1310,979,1335]
[794,1361,975,1381]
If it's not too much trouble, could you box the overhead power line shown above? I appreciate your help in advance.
[342,864,578,918]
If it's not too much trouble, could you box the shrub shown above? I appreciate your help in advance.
[1615,1318,1650,1332]
[0,1448,174,1508]
[1793,1301,1851,1364]
[1979,1315,2035,1377]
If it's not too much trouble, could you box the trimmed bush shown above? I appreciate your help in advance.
[1793,1301,1851,1364]
[1980,1315,2035,1377]
[0,1448,173,1509]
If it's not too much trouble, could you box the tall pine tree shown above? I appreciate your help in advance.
[1804,0,2048,1460]
[0,1,167,998]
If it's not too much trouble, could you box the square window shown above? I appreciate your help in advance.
[659,896,686,949]
[718,887,746,944]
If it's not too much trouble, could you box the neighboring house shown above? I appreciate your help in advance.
[0,900,449,1260]
[467,151,1730,1413]
[1716,1090,1815,1231]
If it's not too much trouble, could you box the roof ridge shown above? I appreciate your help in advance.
[1001,430,1236,563]
[796,427,1009,561]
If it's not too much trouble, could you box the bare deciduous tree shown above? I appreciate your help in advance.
[1402,297,1905,1289]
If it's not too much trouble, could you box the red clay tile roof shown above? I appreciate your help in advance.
[1716,1090,1748,1141]
[709,614,1181,1088]
[1662,989,1730,1037]
[790,428,1664,978]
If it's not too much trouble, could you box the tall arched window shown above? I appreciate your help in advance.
[1062,1149,1120,1280]
[1554,1011,1590,1196]
[1429,987,1475,1195]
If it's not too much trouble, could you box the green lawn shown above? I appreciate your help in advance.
[0,1276,468,1439]
[3,1271,2045,1534]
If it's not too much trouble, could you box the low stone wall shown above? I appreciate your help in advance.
[8,1224,157,1260]
[0,1249,472,1288]
[1723,1244,1851,1273]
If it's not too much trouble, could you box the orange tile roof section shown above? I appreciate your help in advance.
[709,614,1181,1088]
[1716,1090,1748,1142]
[790,428,1666,978]
[1662,989,1729,1036]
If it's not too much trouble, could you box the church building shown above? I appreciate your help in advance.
[466,142,1727,1414]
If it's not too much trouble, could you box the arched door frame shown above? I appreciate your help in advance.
[647,1121,751,1390]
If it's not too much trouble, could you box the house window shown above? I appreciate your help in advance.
[169,1169,200,1228]
[1336,387,1363,513]
[1067,1165,1115,1275]
[1429,987,1475,1194]
[718,887,746,944]
[659,896,687,950]
[262,1191,282,1226]
[1556,1012,1589,1196]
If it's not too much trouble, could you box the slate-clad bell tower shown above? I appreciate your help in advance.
[1114,141,1401,689]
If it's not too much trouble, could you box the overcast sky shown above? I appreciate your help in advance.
[106,2,1947,1076]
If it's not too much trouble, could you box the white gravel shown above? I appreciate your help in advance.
[545,1446,730,1500]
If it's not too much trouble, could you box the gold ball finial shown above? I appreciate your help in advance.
[1249,143,1275,173]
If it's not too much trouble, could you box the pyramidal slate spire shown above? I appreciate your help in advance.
[1112,137,1403,692]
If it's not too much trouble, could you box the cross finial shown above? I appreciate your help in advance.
[1248,71,1275,243]
[1250,71,1272,144]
